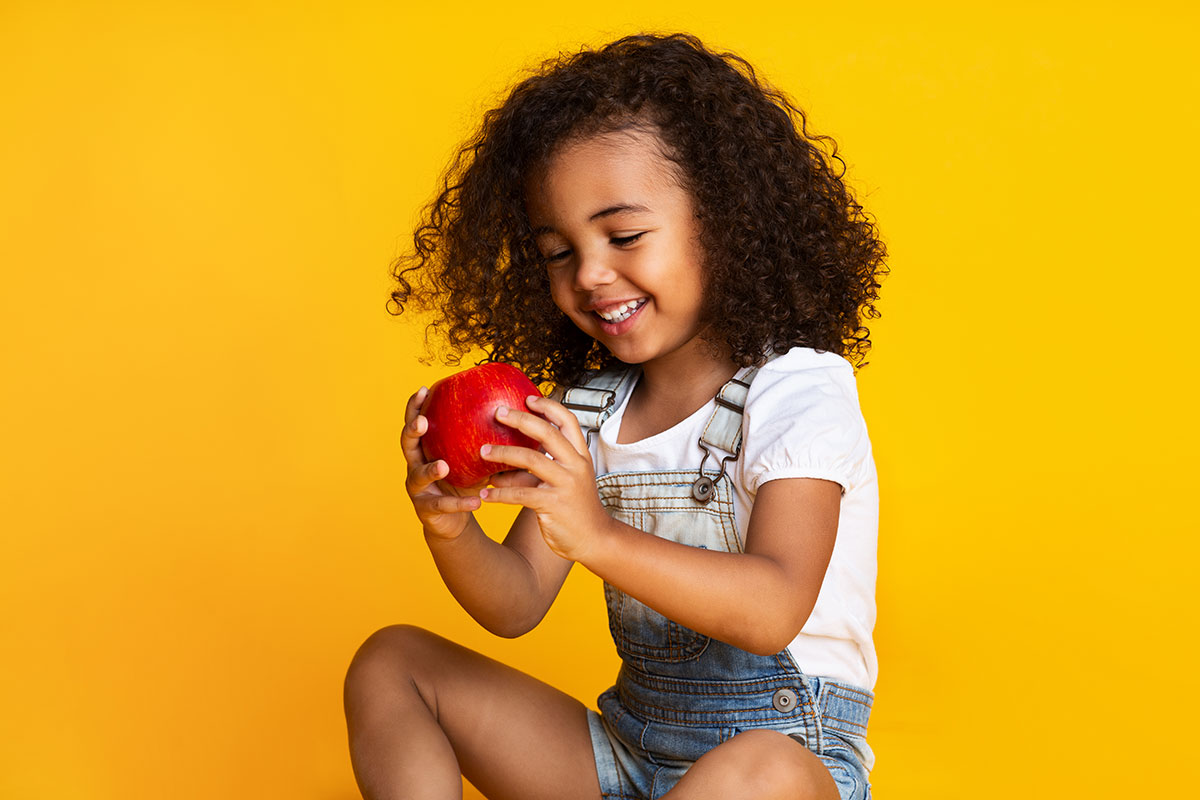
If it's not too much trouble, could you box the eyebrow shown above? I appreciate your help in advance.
[531,203,652,237]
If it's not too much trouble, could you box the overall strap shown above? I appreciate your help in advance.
[561,354,777,505]
[560,368,638,441]
[699,366,760,457]
[690,356,776,504]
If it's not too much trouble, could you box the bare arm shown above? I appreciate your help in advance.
[422,510,573,638]
[400,387,572,637]
[579,478,839,654]
[482,396,840,655]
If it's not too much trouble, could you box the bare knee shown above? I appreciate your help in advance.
[690,729,837,800]
[346,624,429,679]
[344,624,439,712]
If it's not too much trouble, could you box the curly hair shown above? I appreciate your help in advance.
[389,32,888,387]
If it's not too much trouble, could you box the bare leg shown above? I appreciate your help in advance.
[662,729,840,800]
[344,625,602,800]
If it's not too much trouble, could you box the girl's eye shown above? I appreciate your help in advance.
[542,233,643,265]
[611,232,645,247]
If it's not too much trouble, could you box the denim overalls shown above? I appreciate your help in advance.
[562,367,874,800]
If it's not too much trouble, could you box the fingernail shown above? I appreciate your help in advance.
[495,406,508,418]
[480,444,492,457]
[479,488,489,500]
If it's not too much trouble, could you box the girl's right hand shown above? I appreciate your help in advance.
[400,386,484,542]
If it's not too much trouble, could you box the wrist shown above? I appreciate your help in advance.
[423,515,474,546]
[573,509,621,570]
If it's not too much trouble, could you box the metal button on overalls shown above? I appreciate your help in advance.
[772,687,798,713]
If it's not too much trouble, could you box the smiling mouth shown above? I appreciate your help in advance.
[593,298,647,324]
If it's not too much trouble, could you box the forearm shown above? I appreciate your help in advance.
[471,399,831,652]
[424,516,547,638]
[580,517,813,655]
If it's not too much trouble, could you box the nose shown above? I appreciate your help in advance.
[572,250,617,293]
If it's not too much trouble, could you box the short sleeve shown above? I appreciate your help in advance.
[740,350,873,496]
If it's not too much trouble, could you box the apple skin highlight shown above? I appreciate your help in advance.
[420,362,543,487]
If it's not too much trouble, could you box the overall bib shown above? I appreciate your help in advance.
[562,368,874,800]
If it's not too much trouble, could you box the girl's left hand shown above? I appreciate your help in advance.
[479,395,611,563]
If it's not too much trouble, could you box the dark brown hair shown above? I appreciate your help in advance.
[389,32,888,386]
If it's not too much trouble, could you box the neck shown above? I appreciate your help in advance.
[635,337,738,410]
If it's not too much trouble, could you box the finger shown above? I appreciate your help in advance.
[524,395,590,456]
[399,414,429,466]
[406,457,448,495]
[415,492,481,515]
[403,386,428,426]
[480,443,565,484]
[488,470,541,489]
[479,485,540,509]
[494,403,581,464]
[449,476,490,496]
[400,409,430,467]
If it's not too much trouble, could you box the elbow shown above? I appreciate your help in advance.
[740,630,797,657]
[482,621,524,639]
[736,607,814,657]
[489,622,533,639]
[477,608,545,639]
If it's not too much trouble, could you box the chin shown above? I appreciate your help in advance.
[604,344,654,366]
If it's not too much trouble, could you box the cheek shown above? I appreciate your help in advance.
[547,272,576,315]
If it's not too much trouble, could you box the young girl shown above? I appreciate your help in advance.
[345,33,887,800]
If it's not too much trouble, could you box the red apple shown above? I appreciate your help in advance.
[420,362,543,487]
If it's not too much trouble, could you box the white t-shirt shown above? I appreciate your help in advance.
[588,346,879,690]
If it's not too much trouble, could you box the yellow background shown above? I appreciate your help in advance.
[3,1,1197,797]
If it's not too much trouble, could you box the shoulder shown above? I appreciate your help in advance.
[740,347,871,494]
[746,347,859,411]
[760,346,854,375]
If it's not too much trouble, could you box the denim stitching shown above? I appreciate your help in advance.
[825,719,864,734]
[614,698,816,726]
[827,684,874,700]
[621,670,813,694]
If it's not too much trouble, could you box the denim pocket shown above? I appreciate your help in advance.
[604,582,709,662]
[820,715,874,773]
[819,742,872,800]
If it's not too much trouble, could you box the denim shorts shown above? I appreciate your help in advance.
[586,671,874,800]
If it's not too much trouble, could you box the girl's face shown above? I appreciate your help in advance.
[525,128,712,372]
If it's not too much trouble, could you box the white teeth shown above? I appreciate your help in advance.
[596,299,645,323]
